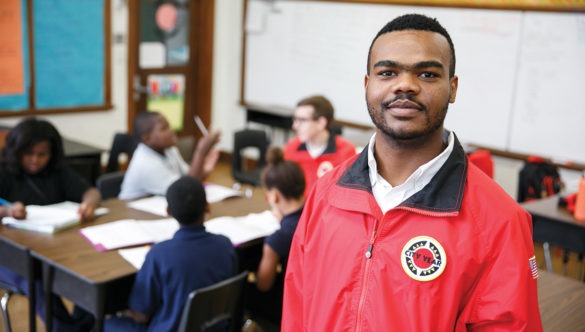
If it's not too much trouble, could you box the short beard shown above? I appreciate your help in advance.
[366,95,449,148]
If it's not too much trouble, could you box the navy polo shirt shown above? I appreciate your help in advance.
[129,224,237,331]
[265,207,303,270]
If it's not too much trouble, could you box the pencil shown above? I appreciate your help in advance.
[0,197,13,206]
[193,115,209,136]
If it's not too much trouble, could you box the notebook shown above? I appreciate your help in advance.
[2,201,109,234]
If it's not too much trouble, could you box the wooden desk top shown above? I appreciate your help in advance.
[521,196,585,227]
[538,270,585,331]
[0,195,269,284]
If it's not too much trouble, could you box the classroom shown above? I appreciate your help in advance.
[1,0,585,331]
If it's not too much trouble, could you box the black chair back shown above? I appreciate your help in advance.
[96,171,125,199]
[177,271,248,332]
[105,133,138,173]
[231,129,269,187]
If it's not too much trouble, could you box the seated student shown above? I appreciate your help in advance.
[283,95,356,197]
[119,111,220,200]
[247,147,305,326]
[105,176,238,331]
[0,117,99,331]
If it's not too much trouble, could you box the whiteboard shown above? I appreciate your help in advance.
[243,0,585,163]
[509,12,585,164]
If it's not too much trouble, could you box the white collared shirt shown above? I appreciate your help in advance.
[367,130,455,214]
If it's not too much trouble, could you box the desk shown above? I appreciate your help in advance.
[0,195,269,331]
[521,196,585,256]
[538,270,585,331]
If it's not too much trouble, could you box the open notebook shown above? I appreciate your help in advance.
[2,201,109,234]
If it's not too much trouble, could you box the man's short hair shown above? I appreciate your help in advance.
[367,13,456,77]
[296,95,335,126]
[166,176,207,225]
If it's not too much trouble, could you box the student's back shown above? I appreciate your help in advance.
[132,227,237,331]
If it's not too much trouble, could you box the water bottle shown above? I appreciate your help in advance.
[575,173,585,221]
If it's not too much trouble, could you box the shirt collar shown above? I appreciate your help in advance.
[367,130,455,213]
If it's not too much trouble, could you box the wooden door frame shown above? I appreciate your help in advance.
[127,0,215,136]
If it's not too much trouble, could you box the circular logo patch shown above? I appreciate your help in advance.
[401,236,446,282]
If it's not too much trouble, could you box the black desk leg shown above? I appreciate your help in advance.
[42,263,54,332]
[95,289,105,332]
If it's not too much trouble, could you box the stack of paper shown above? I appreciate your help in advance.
[2,201,109,234]
[80,218,179,251]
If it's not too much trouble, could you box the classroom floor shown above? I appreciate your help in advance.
[1,160,583,331]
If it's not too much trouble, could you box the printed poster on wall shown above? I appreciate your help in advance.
[147,74,185,131]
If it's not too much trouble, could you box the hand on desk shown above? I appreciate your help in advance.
[79,187,102,222]
[7,202,27,219]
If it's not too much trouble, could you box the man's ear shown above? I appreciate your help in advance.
[204,202,210,214]
[317,116,328,131]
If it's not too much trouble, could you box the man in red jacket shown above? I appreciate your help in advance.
[284,95,356,198]
[282,13,542,331]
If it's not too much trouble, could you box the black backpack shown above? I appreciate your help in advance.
[517,157,562,202]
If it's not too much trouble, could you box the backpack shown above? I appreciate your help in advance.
[517,156,562,202]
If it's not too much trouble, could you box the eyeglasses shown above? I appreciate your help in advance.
[292,116,317,124]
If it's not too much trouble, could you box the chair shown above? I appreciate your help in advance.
[468,149,494,178]
[231,129,270,192]
[105,133,138,173]
[0,238,37,332]
[96,171,126,199]
[177,271,248,332]
[330,123,343,136]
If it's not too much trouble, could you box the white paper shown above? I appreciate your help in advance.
[139,42,166,68]
[118,246,151,269]
[80,218,178,251]
[204,210,279,245]
[204,183,242,203]
[127,196,168,216]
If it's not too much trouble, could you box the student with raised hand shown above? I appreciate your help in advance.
[105,176,238,331]
[0,117,99,331]
[282,14,542,331]
[119,111,221,200]
[283,95,356,197]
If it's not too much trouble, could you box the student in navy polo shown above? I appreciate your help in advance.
[105,176,238,331]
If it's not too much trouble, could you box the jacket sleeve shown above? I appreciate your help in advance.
[281,186,314,331]
[463,209,543,331]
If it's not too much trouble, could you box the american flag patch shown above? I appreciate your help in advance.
[529,256,539,279]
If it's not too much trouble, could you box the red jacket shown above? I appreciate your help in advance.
[283,135,542,332]
[284,134,356,198]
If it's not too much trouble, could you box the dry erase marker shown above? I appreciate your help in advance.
[194,115,209,136]
[0,197,13,206]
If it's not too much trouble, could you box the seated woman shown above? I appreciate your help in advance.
[0,117,100,331]
[248,147,305,326]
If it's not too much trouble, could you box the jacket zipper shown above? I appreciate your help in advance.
[355,219,379,332]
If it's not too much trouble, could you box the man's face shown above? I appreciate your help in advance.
[365,30,458,143]
[292,105,324,143]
